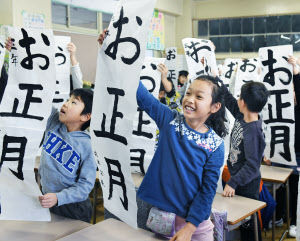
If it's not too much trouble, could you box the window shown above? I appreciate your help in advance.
[70,7,97,29]
[52,2,67,25]
[51,1,104,34]
[102,13,113,30]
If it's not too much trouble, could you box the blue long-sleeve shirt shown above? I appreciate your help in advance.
[136,82,224,227]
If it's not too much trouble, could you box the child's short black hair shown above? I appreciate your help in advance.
[70,88,94,131]
[240,82,269,113]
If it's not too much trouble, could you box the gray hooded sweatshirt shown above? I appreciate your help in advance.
[39,107,96,206]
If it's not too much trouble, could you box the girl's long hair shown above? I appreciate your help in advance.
[194,75,228,138]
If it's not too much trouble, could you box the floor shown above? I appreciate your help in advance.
[90,189,297,241]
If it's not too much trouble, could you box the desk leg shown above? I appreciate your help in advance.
[272,183,276,241]
[252,212,259,241]
[286,178,290,237]
[93,181,98,224]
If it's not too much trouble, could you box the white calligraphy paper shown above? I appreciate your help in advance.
[182,38,218,81]
[165,47,178,90]
[130,57,165,174]
[90,0,156,229]
[234,58,260,98]
[53,36,71,110]
[0,27,55,221]
[0,35,5,74]
[260,45,296,166]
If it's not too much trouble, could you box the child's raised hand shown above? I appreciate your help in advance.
[222,184,235,197]
[157,63,168,80]
[288,55,300,75]
[39,193,58,208]
[97,28,108,46]
[5,37,12,52]
[67,42,77,57]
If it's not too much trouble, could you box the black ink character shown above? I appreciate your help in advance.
[0,135,27,180]
[0,84,44,120]
[262,49,292,86]
[130,149,145,174]
[240,59,256,73]
[105,157,128,210]
[185,41,211,63]
[264,89,294,124]
[93,87,127,145]
[270,126,292,162]
[132,107,153,139]
[225,62,235,79]
[166,49,176,60]
[105,7,141,65]
[55,46,66,66]
[19,28,50,70]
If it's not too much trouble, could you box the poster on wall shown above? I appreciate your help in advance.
[0,27,55,221]
[91,0,156,229]
[130,57,165,174]
[259,45,296,166]
[23,12,45,30]
[147,10,165,51]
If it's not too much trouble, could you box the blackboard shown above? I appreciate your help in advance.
[209,19,219,35]
[254,17,266,34]
[254,35,266,51]
[242,36,254,52]
[219,37,230,52]
[230,18,242,34]
[292,15,300,32]
[278,15,292,33]
[266,16,279,33]
[242,18,253,34]
[198,20,208,36]
[231,36,242,52]
[220,19,231,35]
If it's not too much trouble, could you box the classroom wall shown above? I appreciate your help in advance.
[155,0,183,16]
[0,0,13,26]
[175,0,194,54]
[193,0,300,19]
[164,13,176,48]
[11,0,52,28]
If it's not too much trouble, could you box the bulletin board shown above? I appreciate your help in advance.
[147,10,165,51]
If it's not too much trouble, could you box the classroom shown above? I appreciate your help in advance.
[0,0,300,240]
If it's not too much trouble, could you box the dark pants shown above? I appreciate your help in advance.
[235,175,262,241]
[50,197,92,223]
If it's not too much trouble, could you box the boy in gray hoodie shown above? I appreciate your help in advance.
[38,88,96,223]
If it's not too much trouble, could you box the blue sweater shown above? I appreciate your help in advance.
[39,107,97,206]
[136,82,224,227]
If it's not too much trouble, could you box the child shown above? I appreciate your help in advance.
[38,88,96,223]
[219,77,269,240]
[136,75,227,241]
[177,70,189,96]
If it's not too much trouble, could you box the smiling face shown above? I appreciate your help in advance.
[59,95,86,131]
[182,79,219,128]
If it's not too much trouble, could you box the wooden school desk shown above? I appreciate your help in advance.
[56,218,167,241]
[212,193,266,241]
[0,213,91,241]
[260,165,293,241]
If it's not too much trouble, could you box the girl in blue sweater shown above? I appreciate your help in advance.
[136,75,227,241]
